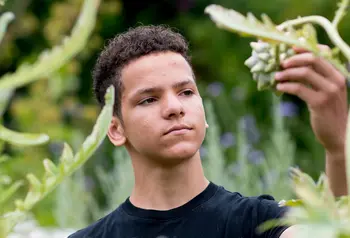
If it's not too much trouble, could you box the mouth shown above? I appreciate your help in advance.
[164,125,193,135]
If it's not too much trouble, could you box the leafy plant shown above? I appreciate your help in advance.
[205,0,350,237]
[204,0,350,94]
[0,0,115,237]
[202,94,294,200]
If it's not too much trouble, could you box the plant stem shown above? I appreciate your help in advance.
[278,15,350,62]
[332,0,349,29]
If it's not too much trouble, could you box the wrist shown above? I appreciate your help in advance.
[325,148,346,162]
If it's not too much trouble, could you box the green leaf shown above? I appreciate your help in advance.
[204,4,350,78]
[0,0,101,91]
[13,85,114,213]
[0,181,23,206]
[0,154,10,164]
[0,211,26,238]
[204,5,306,47]
[0,89,13,117]
[43,159,59,177]
[59,143,74,173]
[0,12,14,44]
[69,85,114,173]
[0,124,49,146]
[332,0,349,28]
[26,174,42,193]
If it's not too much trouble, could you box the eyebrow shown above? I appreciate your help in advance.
[132,79,196,98]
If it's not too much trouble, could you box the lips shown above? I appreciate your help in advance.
[164,124,192,135]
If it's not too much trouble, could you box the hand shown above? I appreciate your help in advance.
[275,45,348,156]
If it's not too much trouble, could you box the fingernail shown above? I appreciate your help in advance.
[275,72,282,80]
[281,60,289,68]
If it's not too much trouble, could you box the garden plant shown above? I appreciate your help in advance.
[205,0,350,237]
[1,0,350,237]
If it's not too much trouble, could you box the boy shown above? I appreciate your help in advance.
[69,25,348,238]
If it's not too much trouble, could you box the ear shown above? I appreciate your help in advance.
[107,116,126,146]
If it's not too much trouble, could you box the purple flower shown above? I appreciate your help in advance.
[48,141,63,157]
[231,87,246,101]
[239,115,260,143]
[220,132,235,148]
[279,101,298,117]
[247,149,265,165]
[84,176,96,191]
[230,163,241,175]
[207,82,224,97]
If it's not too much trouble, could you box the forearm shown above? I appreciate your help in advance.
[325,150,348,197]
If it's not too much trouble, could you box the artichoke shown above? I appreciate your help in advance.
[245,41,295,95]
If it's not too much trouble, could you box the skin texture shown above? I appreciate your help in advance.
[106,46,348,236]
[277,46,348,237]
[107,51,209,210]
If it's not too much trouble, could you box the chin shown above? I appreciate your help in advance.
[164,143,200,160]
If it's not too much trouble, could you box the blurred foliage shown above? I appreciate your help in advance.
[1,0,350,230]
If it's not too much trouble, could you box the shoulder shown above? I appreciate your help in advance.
[216,186,289,238]
[67,206,124,238]
[216,185,286,213]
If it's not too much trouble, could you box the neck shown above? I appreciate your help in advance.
[129,151,209,211]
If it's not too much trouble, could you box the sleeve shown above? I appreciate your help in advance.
[249,194,290,238]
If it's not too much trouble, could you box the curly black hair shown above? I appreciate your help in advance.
[92,25,192,119]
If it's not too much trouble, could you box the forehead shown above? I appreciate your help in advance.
[120,52,195,95]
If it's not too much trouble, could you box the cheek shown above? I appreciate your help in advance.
[124,113,157,142]
[191,99,206,123]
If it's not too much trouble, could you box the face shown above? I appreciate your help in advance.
[108,51,207,166]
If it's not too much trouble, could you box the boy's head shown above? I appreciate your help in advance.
[93,25,208,165]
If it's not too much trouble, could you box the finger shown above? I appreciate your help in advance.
[292,44,330,54]
[281,52,337,78]
[276,82,319,106]
[275,66,331,91]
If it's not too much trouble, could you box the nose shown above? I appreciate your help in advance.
[161,93,185,119]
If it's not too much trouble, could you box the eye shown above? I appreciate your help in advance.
[139,98,157,105]
[181,89,194,96]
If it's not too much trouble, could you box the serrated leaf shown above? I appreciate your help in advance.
[332,0,349,28]
[43,159,59,176]
[0,0,101,91]
[0,211,26,238]
[22,191,41,211]
[0,181,23,206]
[70,85,114,172]
[204,4,350,79]
[261,13,276,29]
[0,12,14,44]
[59,143,74,173]
[0,89,13,117]
[204,5,304,47]
[26,174,42,192]
[0,124,49,146]
[9,85,113,217]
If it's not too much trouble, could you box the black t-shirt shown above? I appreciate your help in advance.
[68,182,289,238]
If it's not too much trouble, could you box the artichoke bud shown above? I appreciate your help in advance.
[265,61,276,72]
[252,73,258,81]
[245,40,296,94]
[279,53,287,61]
[258,52,270,62]
[251,61,265,73]
[250,42,269,53]
[244,56,258,68]
[257,73,271,90]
